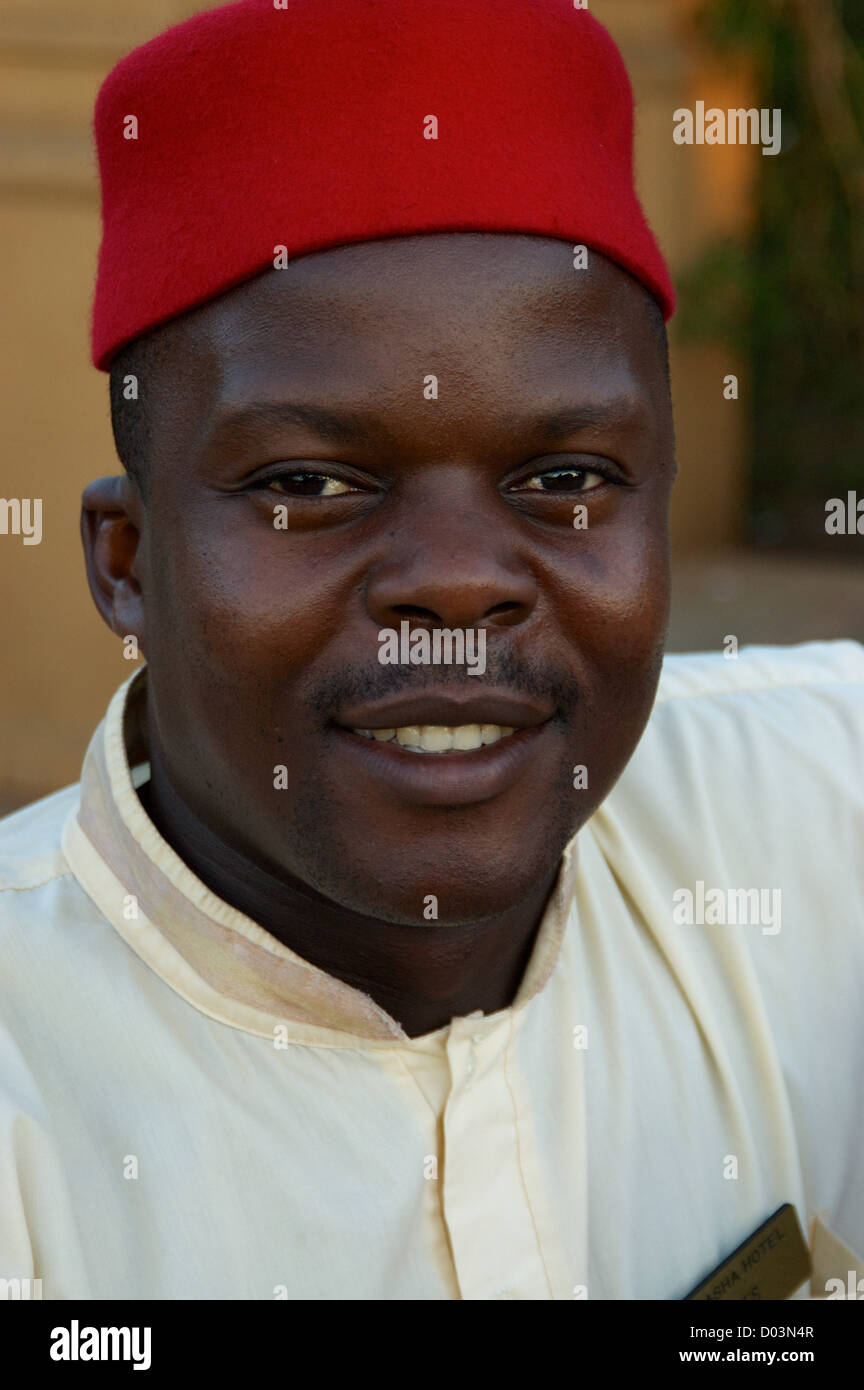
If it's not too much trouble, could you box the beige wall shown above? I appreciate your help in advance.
[0,0,755,808]
[606,0,756,558]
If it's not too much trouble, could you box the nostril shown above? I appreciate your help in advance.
[392,605,441,622]
[390,601,523,626]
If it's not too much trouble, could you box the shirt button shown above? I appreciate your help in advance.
[472,1032,483,1044]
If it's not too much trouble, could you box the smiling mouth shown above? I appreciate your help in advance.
[351,723,517,753]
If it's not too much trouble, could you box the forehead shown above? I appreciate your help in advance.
[179,234,661,382]
[146,236,668,472]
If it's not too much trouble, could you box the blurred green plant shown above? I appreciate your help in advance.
[678,0,864,548]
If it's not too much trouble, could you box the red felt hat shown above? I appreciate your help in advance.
[91,0,674,371]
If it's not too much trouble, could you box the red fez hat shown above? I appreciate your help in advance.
[92,0,674,371]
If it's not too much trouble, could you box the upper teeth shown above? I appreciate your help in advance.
[352,723,516,752]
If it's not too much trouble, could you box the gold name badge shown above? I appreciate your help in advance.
[685,1203,811,1301]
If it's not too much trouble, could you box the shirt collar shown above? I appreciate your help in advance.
[62,665,577,1048]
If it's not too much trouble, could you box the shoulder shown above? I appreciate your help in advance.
[644,639,864,779]
[0,788,85,1128]
[655,638,864,707]
[606,638,864,867]
[594,644,864,1212]
[0,783,80,893]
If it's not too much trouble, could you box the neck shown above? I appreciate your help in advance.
[137,742,559,1039]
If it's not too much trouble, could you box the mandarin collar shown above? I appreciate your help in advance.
[62,665,577,1048]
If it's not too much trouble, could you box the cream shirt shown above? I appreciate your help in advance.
[1,641,862,1301]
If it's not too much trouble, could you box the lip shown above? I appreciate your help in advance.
[330,719,554,807]
[335,689,553,732]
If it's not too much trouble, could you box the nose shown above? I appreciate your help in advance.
[364,476,539,632]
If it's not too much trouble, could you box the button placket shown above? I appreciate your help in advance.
[440,1011,552,1300]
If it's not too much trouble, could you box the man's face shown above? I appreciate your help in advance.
[119,234,675,925]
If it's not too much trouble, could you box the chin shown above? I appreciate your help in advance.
[293,830,575,927]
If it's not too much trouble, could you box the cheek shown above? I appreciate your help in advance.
[548,522,669,784]
[553,519,670,665]
[140,519,359,821]
[144,515,355,690]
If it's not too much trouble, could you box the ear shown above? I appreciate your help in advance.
[80,474,147,656]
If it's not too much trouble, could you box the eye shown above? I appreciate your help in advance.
[517,465,610,493]
[264,470,357,498]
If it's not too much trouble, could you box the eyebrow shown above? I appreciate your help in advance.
[207,401,383,448]
[206,394,646,450]
[507,400,648,439]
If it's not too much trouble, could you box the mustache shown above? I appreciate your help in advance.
[306,646,579,719]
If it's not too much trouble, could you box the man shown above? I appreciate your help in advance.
[1,0,862,1302]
